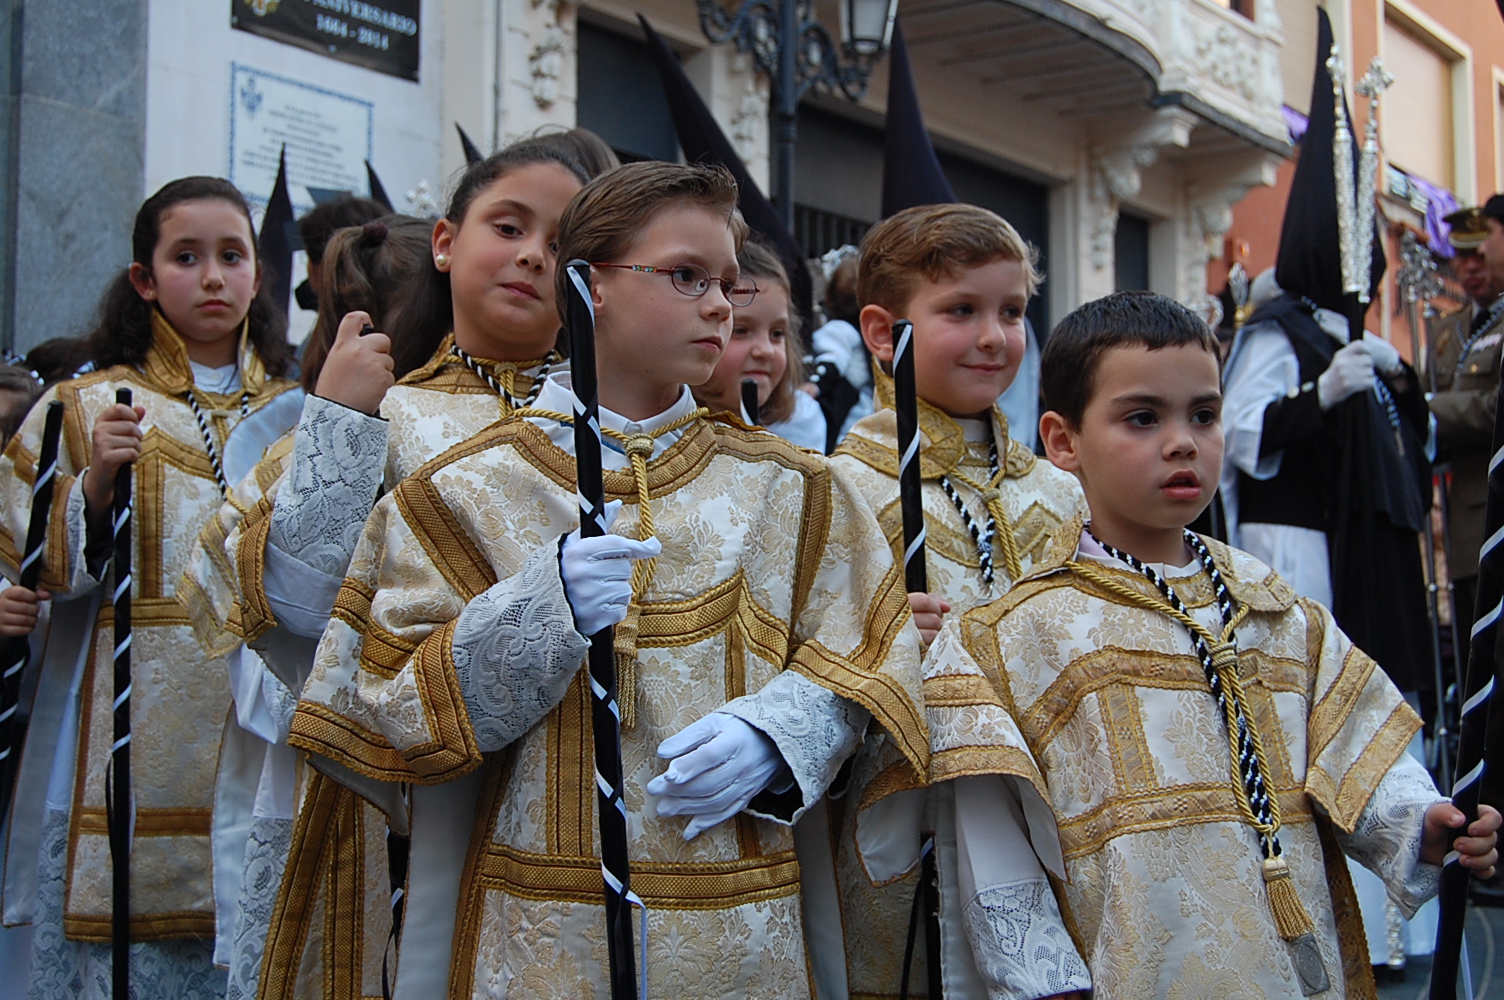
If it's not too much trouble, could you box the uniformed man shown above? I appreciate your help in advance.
[1429,201,1504,677]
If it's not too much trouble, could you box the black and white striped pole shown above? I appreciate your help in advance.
[1430,371,1504,997]
[741,379,759,426]
[891,318,942,1000]
[109,387,134,998]
[567,260,641,1000]
[0,400,64,823]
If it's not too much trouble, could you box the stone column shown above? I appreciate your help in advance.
[0,0,147,355]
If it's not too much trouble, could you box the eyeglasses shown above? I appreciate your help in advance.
[591,262,759,307]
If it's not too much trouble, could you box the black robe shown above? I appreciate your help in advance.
[1238,293,1433,693]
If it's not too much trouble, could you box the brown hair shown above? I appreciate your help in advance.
[733,237,805,424]
[0,364,39,444]
[300,215,433,391]
[1041,290,1220,427]
[80,176,293,377]
[856,203,1041,316]
[554,161,749,321]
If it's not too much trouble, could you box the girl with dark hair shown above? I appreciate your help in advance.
[0,176,300,998]
[222,135,609,996]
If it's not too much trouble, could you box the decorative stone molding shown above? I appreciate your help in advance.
[1087,108,1196,270]
[1187,21,1258,103]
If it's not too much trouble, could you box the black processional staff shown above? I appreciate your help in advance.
[565,260,641,1000]
[891,319,942,1000]
[741,379,759,427]
[1430,373,1504,996]
[109,387,133,999]
[0,400,64,823]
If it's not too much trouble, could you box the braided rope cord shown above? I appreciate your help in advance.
[184,388,250,498]
[941,438,1024,583]
[450,344,557,413]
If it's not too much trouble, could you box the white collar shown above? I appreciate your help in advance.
[531,373,701,468]
[188,359,241,394]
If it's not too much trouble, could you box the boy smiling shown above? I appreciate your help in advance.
[927,291,1499,999]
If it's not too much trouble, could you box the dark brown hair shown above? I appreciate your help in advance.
[857,203,1040,316]
[80,176,293,377]
[0,363,39,443]
[387,133,609,375]
[297,196,387,266]
[300,215,433,391]
[554,161,749,320]
[1041,290,1220,427]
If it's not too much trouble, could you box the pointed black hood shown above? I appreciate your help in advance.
[365,161,394,212]
[457,124,484,166]
[638,14,814,330]
[259,145,295,316]
[880,19,955,217]
[1274,7,1384,338]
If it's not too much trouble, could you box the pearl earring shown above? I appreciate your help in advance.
[435,254,449,267]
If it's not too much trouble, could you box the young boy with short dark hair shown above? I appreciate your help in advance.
[927,289,1499,998]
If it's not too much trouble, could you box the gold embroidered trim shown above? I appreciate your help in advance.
[922,673,998,707]
[260,772,346,1000]
[392,476,498,602]
[476,843,801,910]
[74,807,212,836]
[929,745,1047,793]
[64,909,215,942]
[404,618,483,780]
[234,495,280,642]
[1308,700,1423,833]
[289,702,463,784]
[1056,783,1312,860]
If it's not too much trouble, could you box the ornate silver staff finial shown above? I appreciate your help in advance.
[1397,229,1444,306]
[1229,262,1251,329]
[1328,44,1363,304]
[1354,57,1393,305]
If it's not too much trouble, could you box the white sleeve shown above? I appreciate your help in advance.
[1222,325,1302,480]
[266,394,388,580]
[717,669,870,823]
[1333,752,1446,918]
[450,542,590,753]
[952,774,1091,999]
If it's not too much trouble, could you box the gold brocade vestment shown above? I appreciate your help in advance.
[290,413,928,999]
[183,338,555,1000]
[925,519,1426,999]
[0,319,298,940]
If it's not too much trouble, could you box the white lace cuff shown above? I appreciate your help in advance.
[451,543,590,753]
[1336,751,1445,917]
[268,394,388,578]
[717,670,868,823]
[962,878,1092,999]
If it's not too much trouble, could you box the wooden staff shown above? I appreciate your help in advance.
[741,378,759,426]
[891,319,942,999]
[566,260,639,1000]
[0,400,64,822]
[109,387,133,998]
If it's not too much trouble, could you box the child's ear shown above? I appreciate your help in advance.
[1038,410,1082,473]
[859,304,899,362]
[431,218,455,273]
[128,262,156,302]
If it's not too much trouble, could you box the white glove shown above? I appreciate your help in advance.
[560,500,661,637]
[1317,341,1377,410]
[647,713,790,840]
[1362,332,1404,377]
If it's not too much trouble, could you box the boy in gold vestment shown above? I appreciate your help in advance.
[924,291,1499,999]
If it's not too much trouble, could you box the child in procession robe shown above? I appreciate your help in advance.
[924,290,1500,998]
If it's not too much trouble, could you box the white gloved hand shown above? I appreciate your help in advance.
[647,713,790,840]
[1362,332,1404,377]
[1317,341,1377,410]
[560,499,661,637]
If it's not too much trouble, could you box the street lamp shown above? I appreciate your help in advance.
[695,0,899,229]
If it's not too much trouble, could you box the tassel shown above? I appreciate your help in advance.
[1263,856,1316,940]
[614,606,642,730]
